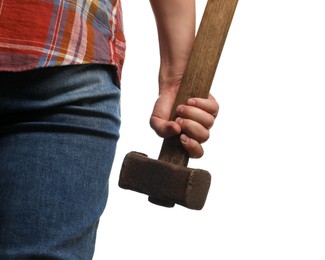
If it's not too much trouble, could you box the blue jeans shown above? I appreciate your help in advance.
[0,65,121,259]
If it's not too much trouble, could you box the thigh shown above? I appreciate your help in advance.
[0,65,121,259]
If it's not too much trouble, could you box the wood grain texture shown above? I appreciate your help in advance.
[158,0,238,166]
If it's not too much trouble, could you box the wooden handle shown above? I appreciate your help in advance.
[158,0,238,166]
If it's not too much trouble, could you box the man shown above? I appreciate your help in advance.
[0,0,218,258]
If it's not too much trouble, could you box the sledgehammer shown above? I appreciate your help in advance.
[119,0,238,210]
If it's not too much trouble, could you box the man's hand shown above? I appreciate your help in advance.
[150,93,219,158]
[149,0,219,158]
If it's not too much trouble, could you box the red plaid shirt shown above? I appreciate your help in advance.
[0,0,125,82]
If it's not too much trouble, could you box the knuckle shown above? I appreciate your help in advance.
[206,116,215,129]
[200,130,210,143]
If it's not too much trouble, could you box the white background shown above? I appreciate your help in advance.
[94,0,325,259]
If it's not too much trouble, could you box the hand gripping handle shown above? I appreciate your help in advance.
[149,0,238,208]
[158,0,239,166]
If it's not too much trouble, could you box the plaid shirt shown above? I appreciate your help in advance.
[0,0,125,82]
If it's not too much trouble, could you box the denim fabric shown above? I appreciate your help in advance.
[0,65,121,259]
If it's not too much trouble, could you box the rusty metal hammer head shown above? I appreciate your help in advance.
[118,151,211,210]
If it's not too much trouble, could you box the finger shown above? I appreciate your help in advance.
[176,117,210,143]
[180,134,204,158]
[187,94,219,118]
[150,115,181,138]
[176,105,215,129]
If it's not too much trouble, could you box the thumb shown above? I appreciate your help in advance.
[150,115,181,138]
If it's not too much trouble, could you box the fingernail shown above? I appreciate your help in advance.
[176,105,184,114]
[187,99,196,106]
[175,117,183,124]
[180,134,188,143]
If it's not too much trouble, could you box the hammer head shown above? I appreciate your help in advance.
[118,151,211,210]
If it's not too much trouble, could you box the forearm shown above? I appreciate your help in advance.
[150,0,196,93]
